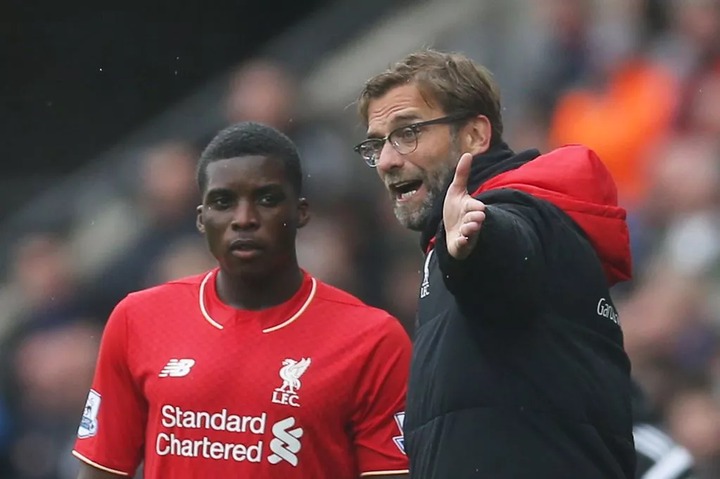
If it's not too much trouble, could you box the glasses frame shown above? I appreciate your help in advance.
[354,112,476,167]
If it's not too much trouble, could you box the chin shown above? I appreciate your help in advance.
[222,259,266,278]
[394,206,429,231]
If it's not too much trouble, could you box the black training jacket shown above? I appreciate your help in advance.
[406,143,635,478]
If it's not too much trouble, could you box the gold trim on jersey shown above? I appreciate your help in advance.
[360,470,410,476]
[198,270,317,333]
[72,450,131,476]
[199,271,224,329]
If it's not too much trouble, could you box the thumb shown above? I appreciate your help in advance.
[449,153,473,195]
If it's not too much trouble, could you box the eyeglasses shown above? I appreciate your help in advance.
[354,112,475,167]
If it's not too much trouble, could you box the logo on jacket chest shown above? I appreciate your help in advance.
[419,250,434,299]
[271,358,312,408]
[596,298,619,324]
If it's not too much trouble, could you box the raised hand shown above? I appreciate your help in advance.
[443,153,486,259]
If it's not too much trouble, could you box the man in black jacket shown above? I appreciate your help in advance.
[354,49,636,478]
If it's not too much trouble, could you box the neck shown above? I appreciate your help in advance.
[215,265,304,310]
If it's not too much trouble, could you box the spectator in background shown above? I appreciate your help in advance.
[143,235,215,287]
[295,210,358,294]
[632,382,697,479]
[666,381,720,477]
[548,36,678,209]
[654,0,720,135]
[224,58,352,201]
[519,0,596,117]
[4,230,116,335]
[92,141,200,304]
[4,320,101,479]
[11,233,87,329]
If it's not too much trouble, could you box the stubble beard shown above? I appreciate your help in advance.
[393,138,462,231]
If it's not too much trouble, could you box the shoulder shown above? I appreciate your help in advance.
[313,280,383,316]
[312,279,409,340]
[115,271,208,316]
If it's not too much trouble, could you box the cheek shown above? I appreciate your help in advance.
[276,218,299,241]
[264,213,298,241]
[201,218,226,247]
[414,133,454,170]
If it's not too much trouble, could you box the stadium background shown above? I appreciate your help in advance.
[2,0,720,477]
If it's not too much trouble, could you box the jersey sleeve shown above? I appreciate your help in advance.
[72,297,146,476]
[352,315,411,477]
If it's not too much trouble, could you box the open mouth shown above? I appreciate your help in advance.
[390,180,423,202]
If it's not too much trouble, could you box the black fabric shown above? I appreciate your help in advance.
[406,148,636,478]
[419,142,540,252]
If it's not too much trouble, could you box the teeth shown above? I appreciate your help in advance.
[399,189,418,200]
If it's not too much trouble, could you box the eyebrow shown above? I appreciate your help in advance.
[367,112,422,139]
[255,184,285,194]
[205,183,285,198]
[205,187,233,198]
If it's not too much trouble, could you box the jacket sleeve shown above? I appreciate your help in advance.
[434,189,547,317]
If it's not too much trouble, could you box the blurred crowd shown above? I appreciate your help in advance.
[2,0,720,477]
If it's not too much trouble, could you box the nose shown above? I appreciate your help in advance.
[231,200,259,230]
[375,141,404,173]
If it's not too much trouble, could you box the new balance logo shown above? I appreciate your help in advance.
[268,417,303,466]
[159,359,196,378]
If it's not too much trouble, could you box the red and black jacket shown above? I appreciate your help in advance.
[407,143,635,479]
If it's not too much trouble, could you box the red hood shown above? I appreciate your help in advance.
[473,145,632,286]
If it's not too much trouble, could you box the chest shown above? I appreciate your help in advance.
[417,249,453,324]
[131,321,355,426]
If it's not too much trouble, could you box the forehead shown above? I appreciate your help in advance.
[366,83,442,135]
[204,155,288,190]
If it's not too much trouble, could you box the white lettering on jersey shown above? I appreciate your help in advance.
[267,417,304,466]
[159,358,196,377]
[420,250,434,298]
[77,389,101,438]
[160,405,266,433]
[272,358,311,407]
[155,434,263,462]
[154,405,267,462]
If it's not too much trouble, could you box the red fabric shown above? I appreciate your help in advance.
[473,144,632,286]
[73,270,410,478]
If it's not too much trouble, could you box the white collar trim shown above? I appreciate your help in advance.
[198,270,317,333]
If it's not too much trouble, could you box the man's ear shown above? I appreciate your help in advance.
[297,198,310,228]
[464,115,492,155]
[196,205,205,233]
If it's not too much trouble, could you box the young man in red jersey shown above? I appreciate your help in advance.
[73,122,411,479]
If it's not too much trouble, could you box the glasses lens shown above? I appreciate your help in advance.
[357,141,382,166]
[390,127,418,154]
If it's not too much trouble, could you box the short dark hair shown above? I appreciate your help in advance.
[358,49,504,146]
[197,121,303,195]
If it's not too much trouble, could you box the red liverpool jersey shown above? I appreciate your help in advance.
[73,269,410,478]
